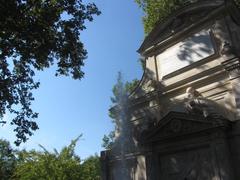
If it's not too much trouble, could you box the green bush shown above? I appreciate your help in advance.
[11,136,100,180]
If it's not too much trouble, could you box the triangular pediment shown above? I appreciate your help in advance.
[138,1,224,55]
[141,112,230,144]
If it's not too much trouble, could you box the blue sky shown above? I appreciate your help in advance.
[0,0,144,159]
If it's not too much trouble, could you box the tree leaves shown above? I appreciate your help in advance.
[102,72,139,150]
[0,0,100,145]
[13,136,100,180]
[0,139,17,180]
[81,155,101,180]
[135,0,192,34]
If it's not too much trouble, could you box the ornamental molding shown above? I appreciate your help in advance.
[138,0,224,55]
[222,57,240,72]
[221,57,240,78]
[141,111,231,144]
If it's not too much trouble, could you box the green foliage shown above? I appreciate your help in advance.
[109,72,139,119]
[125,79,140,95]
[0,0,100,145]
[138,57,146,70]
[102,72,139,150]
[135,0,192,34]
[0,138,101,180]
[0,139,17,180]
[136,0,240,33]
[14,136,83,180]
[102,131,115,150]
[81,155,101,180]
[110,72,139,105]
[110,72,126,105]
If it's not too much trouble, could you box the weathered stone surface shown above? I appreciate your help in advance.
[101,0,240,179]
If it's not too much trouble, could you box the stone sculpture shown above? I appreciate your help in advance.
[185,87,224,118]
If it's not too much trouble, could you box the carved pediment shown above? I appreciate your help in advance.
[141,111,230,144]
[138,0,224,55]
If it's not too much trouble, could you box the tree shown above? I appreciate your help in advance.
[102,72,139,150]
[0,0,101,145]
[135,0,240,34]
[0,139,17,180]
[14,136,84,180]
[81,155,101,180]
[135,0,195,34]
[102,131,115,150]
[0,137,101,180]
[109,72,139,119]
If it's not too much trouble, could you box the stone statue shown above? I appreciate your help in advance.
[185,87,224,118]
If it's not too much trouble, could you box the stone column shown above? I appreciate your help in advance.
[100,151,109,180]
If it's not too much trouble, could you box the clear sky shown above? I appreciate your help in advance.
[0,0,144,159]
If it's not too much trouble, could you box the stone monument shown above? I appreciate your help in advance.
[101,0,240,179]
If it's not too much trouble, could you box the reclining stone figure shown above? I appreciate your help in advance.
[185,87,225,119]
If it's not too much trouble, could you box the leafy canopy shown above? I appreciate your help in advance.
[135,0,240,34]
[14,136,82,180]
[135,0,195,34]
[0,0,100,145]
[14,135,98,180]
[81,155,101,180]
[0,138,101,180]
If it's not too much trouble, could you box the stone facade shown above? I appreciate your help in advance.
[101,0,240,179]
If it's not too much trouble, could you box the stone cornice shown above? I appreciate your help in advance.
[138,0,225,56]
[141,111,231,145]
[221,57,240,78]
[222,57,240,72]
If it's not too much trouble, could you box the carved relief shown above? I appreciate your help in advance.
[185,87,226,119]
[213,16,240,58]
[153,11,214,49]
[150,118,211,142]
[220,41,235,56]
[138,1,224,54]
[142,111,231,145]
[170,119,182,133]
